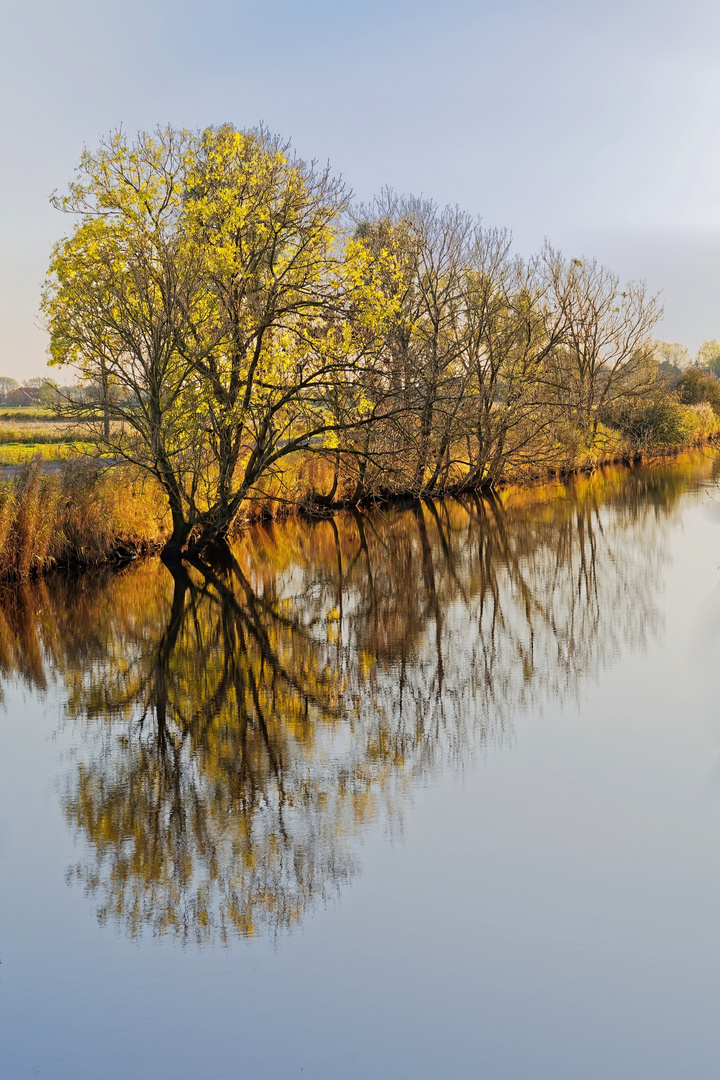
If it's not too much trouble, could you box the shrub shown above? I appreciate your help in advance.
[676,367,720,414]
[679,402,720,441]
[599,394,708,448]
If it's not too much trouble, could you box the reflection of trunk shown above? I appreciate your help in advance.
[412,502,443,688]
[155,561,192,671]
[36,455,673,946]
[424,498,454,575]
[329,517,344,644]
[149,562,193,837]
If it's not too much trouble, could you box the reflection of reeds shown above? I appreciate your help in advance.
[0,459,165,579]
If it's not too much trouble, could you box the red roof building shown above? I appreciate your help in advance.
[6,387,41,407]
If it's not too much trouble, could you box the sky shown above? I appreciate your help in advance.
[2,0,720,379]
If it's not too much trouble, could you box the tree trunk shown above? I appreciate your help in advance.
[161,509,193,562]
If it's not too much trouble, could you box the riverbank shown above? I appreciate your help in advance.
[302,439,720,514]
[2,436,719,581]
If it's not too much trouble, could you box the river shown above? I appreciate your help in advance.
[2,452,720,1079]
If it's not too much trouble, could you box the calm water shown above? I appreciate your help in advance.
[3,455,720,1079]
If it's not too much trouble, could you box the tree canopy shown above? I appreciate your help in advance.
[43,124,666,558]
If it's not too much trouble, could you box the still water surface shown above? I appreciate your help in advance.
[3,455,720,1078]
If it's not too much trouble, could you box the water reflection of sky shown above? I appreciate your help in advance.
[2,453,720,1078]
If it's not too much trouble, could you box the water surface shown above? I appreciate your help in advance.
[2,455,720,1078]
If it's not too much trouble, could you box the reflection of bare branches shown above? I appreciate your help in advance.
[0,455,712,945]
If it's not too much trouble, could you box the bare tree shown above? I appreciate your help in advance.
[547,254,661,444]
[352,192,475,494]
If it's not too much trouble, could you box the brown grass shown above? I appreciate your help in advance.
[0,419,79,443]
[0,460,167,579]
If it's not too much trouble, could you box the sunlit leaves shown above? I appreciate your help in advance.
[42,126,399,552]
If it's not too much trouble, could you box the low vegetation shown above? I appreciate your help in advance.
[0,417,92,464]
[0,407,56,420]
[0,460,164,578]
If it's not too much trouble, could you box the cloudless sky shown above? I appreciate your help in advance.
[2,0,720,378]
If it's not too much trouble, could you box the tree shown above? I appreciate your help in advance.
[653,340,691,379]
[696,339,720,376]
[39,379,59,407]
[361,194,473,493]
[351,202,569,492]
[42,126,391,558]
[175,125,391,545]
[455,241,568,486]
[43,127,207,552]
[0,377,18,403]
[549,257,661,444]
[42,126,671,529]
[676,365,720,413]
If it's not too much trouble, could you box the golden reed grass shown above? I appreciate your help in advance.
[0,459,166,579]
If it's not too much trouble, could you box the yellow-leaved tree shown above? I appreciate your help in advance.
[42,125,396,557]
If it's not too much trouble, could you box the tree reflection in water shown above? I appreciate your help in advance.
[1,455,715,944]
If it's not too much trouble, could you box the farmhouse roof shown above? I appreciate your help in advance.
[7,386,42,406]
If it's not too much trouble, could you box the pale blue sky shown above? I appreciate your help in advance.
[2,0,720,377]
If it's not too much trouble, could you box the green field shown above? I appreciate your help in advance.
[0,442,95,465]
[0,407,57,421]
[0,416,93,464]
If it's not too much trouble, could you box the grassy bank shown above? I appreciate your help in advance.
[1,403,718,580]
[0,407,57,421]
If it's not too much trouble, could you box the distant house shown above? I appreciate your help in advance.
[6,387,41,407]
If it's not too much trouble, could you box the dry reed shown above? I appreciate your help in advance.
[0,459,166,579]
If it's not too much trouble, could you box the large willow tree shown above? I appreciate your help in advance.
[42,126,392,556]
